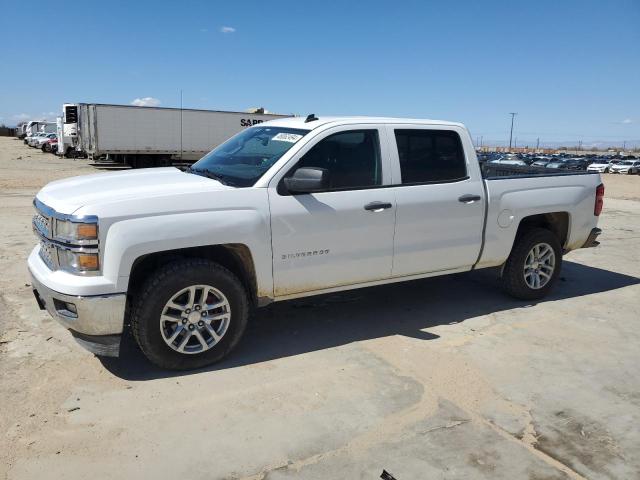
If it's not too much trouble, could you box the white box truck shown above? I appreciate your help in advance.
[24,120,56,138]
[62,103,290,168]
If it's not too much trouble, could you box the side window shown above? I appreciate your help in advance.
[287,129,382,191]
[394,129,467,183]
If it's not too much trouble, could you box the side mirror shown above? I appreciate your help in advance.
[283,167,329,194]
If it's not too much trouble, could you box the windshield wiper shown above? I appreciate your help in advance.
[187,167,235,186]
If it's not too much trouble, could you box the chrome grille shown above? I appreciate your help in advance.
[33,211,51,238]
[33,201,56,270]
[32,199,100,275]
[39,238,58,270]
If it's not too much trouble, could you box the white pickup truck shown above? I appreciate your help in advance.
[28,116,604,370]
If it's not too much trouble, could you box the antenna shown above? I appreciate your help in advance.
[305,114,318,123]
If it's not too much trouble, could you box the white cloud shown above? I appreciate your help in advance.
[200,28,209,33]
[621,118,633,124]
[131,97,161,107]
[11,113,30,122]
[220,26,236,33]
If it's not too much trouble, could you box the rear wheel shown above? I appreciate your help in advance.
[501,228,562,300]
[131,259,249,370]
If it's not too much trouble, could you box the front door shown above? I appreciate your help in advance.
[268,127,395,296]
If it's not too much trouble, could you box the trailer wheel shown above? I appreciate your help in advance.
[130,259,249,370]
[501,228,562,300]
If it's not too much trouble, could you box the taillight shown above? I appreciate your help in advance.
[594,183,604,216]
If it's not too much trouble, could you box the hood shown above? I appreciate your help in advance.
[37,167,231,214]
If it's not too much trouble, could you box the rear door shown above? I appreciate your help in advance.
[387,125,485,276]
[268,125,396,296]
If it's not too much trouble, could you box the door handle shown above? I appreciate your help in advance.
[364,201,393,211]
[458,194,481,203]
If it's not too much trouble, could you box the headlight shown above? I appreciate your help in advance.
[57,249,100,273]
[55,219,98,243]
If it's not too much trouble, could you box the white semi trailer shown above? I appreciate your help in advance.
[61,103,291,168]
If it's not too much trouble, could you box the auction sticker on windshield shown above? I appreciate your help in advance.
[272,133,303,143]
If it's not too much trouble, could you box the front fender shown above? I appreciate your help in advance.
[102,210,273,296]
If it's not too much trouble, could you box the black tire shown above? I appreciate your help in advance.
[131,259,249,370]
[501,228,562,300]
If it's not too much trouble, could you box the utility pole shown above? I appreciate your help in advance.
[480,136,483,148]
[536,137,540,150]
[179,89,184,161]
[508,112,517,150]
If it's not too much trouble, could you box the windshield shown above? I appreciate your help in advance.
[189,126,309,187]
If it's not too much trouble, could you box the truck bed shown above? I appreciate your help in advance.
[477,170,602,269]
[481,163,596,179]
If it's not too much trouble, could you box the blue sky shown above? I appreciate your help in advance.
[1,0,638,147]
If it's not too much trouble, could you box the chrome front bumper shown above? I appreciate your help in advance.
[29,270,126,356]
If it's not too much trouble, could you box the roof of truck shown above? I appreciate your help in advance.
[262,116,465,130]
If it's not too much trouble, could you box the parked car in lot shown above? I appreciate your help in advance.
[561,159,590,171]
[35,133,57,149]
[488,158,528,167]
[587,159,608,173]
[609,160,640,175]
[28,116,604,370]
[25,132,47,146]
[42,137,58,153]
[531,159,552,168]
[545,160,565,169]
[587,159,614,173]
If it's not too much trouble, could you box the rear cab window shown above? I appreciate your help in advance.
[394,129,467,184]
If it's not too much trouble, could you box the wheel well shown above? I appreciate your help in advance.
[515,212,569,247]
[128,244,258,305]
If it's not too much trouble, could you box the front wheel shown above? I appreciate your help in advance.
[501,228,562,300]
[131,259,249,370]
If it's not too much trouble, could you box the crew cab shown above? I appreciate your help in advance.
[28,116,604,370]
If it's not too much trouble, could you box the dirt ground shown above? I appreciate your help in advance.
[1,136,639,479]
